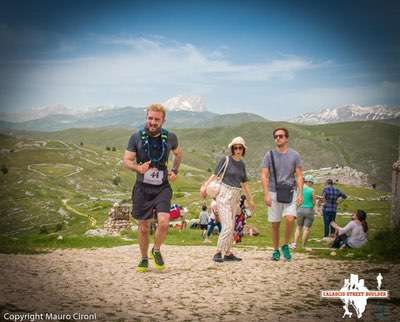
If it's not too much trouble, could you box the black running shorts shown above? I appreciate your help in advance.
[131,182,173,220]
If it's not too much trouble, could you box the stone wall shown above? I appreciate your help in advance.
[104,203,134,235]
[303,166,369,187]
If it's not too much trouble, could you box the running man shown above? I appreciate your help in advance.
[123,104,182,272]
[261,127,303,261]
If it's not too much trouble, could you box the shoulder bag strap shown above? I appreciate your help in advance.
[215,156,228,178]
[219,156,229,180]
[270,150,278,185]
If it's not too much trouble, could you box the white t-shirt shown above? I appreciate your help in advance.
[339,220,368,248]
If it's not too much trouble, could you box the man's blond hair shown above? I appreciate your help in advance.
[147,104,166,119]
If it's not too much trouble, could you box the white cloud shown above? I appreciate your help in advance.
[0,36,330,113]
[14,37,319,86]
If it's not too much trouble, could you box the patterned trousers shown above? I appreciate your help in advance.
[216,183,241,254]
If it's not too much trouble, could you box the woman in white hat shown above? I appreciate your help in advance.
[290,174,316,249]
[201,137,256,262]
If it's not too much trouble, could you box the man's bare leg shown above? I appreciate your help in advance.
[271,222,280,250]
[138,220,150,258]
[284,215,295,245]
[154,213,170,250]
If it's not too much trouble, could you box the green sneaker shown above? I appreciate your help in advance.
[151,248,165,271]
[271,249,281,261]
[281,244,292,262]
[136,258,149,272]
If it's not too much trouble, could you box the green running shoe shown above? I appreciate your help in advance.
[271,249,281,261]
[136,258,149,272]
[281,244,292,262]
[151,248,165,271]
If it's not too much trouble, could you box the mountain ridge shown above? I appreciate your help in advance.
[290,104,400,124]
[0,107,268,132]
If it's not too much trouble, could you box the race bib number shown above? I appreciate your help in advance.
[143,168,164,185]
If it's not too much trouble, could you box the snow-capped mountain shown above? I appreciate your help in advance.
[163,95,206,112]
[290,104,400,124]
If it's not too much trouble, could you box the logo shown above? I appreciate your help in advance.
[320,273,389,319]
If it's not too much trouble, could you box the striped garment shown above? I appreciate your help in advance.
[216,183,241,254]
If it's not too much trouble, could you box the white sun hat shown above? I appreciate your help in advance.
[228,136,247,150]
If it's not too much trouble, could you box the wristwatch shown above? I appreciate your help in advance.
[171,168,178,175]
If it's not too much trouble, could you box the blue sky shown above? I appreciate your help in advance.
[0,0,399,119]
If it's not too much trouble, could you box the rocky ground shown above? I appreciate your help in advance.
[1,245,399,322]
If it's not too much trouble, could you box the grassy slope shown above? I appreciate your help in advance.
[0,122,398,260]
[19,120,399,189]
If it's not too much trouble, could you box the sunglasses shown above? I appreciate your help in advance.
[274,134,286,139]
[233,146,243,150]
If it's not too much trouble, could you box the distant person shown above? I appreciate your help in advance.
[330,209,368,249]
[201,137,256,262]
[199,205,209,240]
[322,179,347,240]
[205,198,222,243]
[290,175,316,249]
[261,127,303,262]
[169,204,182,220]
[123,104,182,272]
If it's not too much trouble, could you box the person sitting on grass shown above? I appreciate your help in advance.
[290,175,316,249]
[330,209,368,249]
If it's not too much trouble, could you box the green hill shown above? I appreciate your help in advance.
[9,120,398,189]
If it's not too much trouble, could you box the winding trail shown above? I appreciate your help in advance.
[62,199,96,227]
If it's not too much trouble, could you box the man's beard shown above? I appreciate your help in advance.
[145,125,161,136]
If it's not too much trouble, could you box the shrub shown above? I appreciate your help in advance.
[106,146,111,151]
[1,165,8,174]
[112,147,116,151]
[39,225,49,234]
[112,175,121,185]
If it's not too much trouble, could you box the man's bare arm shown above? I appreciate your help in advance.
[295,167,304,194]
[123,150,150,174]
[295,166,304,206]
[171,146,182,173]
[261,168,269,195]
[261,168,272,207]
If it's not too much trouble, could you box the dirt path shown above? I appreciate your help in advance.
[0,246,398,322]
[62,199,96,226]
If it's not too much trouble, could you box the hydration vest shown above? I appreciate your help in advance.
[138,128,169,169]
